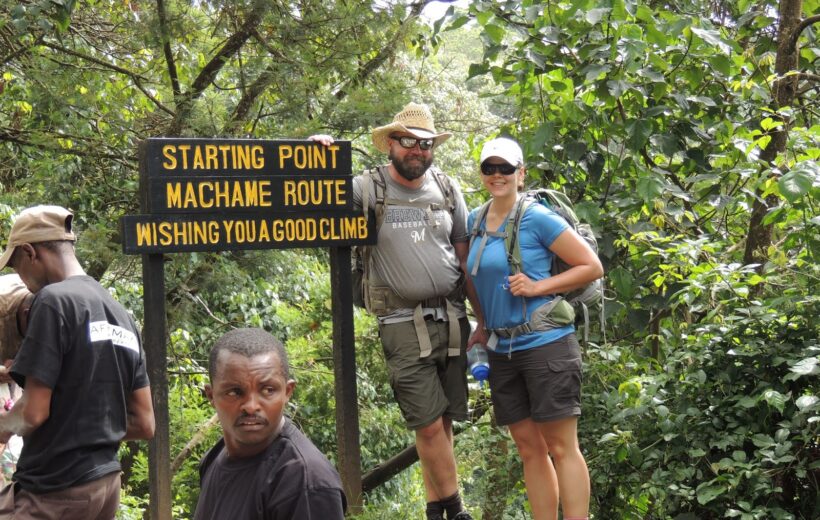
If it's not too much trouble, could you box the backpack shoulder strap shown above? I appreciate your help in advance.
[506,193,533,275]
[542,189,580,227]
[469,200,493,243]
[468,199,494,277]
[429,167,457,214]
[359,166,388,231]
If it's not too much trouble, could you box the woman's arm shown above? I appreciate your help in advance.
[507,228,603,298]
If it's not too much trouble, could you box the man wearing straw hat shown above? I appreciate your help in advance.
[0,205,155,519]
[314,102,486,520]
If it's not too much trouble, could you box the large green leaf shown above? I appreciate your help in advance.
[696,482,726,505]
[636,175,664,203]
[609,266,635,299]
[627,119,652,152]
[778,161,819,202]
[796,395,819,412]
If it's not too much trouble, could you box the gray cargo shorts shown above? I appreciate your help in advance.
[379,317,470,429]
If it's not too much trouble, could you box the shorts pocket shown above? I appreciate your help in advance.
[546,357,582,401]
[546,358,582,372]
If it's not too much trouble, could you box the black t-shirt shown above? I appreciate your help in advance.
[10,275,150,493]
[194,418,347,520]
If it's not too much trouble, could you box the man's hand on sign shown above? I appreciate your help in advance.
[309,135,335,147]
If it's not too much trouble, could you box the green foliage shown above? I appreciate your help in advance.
[459,0,819,517]
[583,268,818,517]
[2,0,818,517]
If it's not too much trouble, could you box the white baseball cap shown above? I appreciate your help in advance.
[480,137,524,167]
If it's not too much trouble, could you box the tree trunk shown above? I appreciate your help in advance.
[743,0,804,267]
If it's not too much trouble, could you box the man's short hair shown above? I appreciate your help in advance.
[208,328,291,381]
[32,240,75,254]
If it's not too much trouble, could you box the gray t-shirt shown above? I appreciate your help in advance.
[354,166,468,322]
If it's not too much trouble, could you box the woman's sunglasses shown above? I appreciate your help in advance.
[481,162,518,175]
[390,135,435,150]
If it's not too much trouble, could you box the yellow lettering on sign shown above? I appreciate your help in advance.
[205,145,218,169]
[164,181,273,209]
[160,144,265,170]
[282,179,347,206]
[258,220,270,241]
[136,222,154,246]
[177,145,191,169]
[193,146,205,169]
[167,183,182,208]
[131,215,368,250]
[162,146,177,169]
[183,184,198,208]
[221,220,258,243]
[278,144,340,170]
[269,218,319,242]
[134,220,222,246]
[158,222,172,246]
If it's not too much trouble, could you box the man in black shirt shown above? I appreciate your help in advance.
[0,205,155,519]
[194,327,346,520]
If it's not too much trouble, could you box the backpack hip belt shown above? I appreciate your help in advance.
[369,284,463,359]
[487,297,574,342]
[367,287,449,315]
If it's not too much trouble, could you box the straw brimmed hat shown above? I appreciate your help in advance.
[371,102,452,154]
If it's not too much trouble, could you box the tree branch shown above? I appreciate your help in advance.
[0,127,136,161]
[788,14,820,53]
[0,34,44,67]
[40,41,174,116]
[166,0,267,135]
[333,1,427,101]
[171,413,219,475]
[222,27,301,130]
[156,0,181,99]
[361,394,490,493]
[796,72,820,84]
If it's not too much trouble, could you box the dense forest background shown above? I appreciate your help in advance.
[1,0,818,518]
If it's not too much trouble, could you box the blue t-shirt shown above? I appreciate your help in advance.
[467,202,573,353]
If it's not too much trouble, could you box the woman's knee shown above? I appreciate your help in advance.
[511,427,549,461]
[415,416,445,442]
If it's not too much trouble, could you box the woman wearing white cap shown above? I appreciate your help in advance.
[466,137,602,520]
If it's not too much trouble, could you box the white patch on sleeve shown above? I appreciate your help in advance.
[88,321,139,353]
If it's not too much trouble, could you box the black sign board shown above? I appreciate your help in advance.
[121,138,373,254]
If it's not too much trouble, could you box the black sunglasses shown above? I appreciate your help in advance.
[391,135,435,150]
[481,162,518,176]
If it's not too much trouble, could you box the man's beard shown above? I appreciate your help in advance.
[390,150,433,181]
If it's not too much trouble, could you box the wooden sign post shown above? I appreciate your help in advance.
[122,138,373,519]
